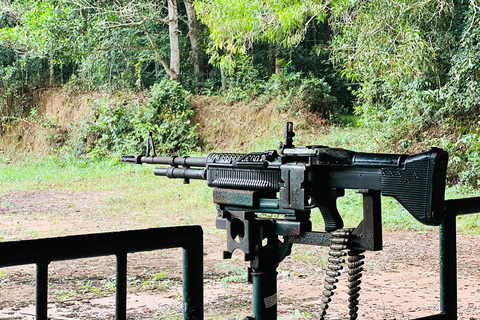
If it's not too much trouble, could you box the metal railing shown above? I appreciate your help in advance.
[0,226,204,320]
[415,196,480,320]
[1,197,479,320]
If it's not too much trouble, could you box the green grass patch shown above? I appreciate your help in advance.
[217,261,248,284]
[0,155,127,192]
[0,155,217,239]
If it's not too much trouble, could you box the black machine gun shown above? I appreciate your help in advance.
[121,122,449,320]
[122,122,448,229]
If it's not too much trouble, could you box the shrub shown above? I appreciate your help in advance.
[79,79,199,159]
[221,56,265,101]
[446,133,480,188]
[264,71,337,117]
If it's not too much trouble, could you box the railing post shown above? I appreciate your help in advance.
[182,227,204,320]
[116,252,128,320]
[439,211,457,320]
[36,261,49,320]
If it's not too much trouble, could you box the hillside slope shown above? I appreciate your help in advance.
[1,89,334,158]
[191,95,331,152]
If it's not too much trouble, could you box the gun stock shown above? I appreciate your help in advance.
[381,149,448,225]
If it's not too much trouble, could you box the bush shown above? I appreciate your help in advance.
[79,79,199,159]
[445,133,480,188]
[221,56,265,101]
[264,71,337,117]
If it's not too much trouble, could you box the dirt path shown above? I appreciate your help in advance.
[0,191,479,319]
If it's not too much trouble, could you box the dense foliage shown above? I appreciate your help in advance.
[328,0,480,186]
[78,79,199,159]
[194,0,327,70]
[329,0,477,126]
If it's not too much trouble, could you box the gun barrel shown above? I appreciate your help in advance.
[121,155,207,167]
[142,156,207,167]
[154,167,206,180]
[120,155,141,164]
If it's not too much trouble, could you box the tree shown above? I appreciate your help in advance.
[168,0,180,82]
[69,0,207,84]
[438,0,480,119]
[184,0,206,82]
[69,0,181,82]
[328,0,453,126]
[0,0,82,86]
[194,0,328,72]
[327,0,480,131]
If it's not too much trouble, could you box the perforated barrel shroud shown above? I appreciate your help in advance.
[206,153,281,191]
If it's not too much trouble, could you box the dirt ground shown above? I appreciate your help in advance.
[0,190,479,319]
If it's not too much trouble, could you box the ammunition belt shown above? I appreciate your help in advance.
[319,228,365,320]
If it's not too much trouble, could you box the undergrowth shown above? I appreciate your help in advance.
[0,79,199,163]
[77,79,199,159]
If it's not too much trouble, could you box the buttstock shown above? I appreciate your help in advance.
[382,149,448,225]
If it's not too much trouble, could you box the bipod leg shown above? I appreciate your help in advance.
[249,235,292,320]
[251,267,278,320]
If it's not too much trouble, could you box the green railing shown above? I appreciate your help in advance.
[415,197,480,320]
[0,226,204,320]
[1,197,478,320]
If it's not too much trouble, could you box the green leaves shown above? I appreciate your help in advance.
[330,0,470,128]
[195,0,328,72]
[264,71,336,116]
[79,79,199,159]
[0,0,74,56]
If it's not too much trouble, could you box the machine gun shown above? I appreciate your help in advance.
[121,122,449,320]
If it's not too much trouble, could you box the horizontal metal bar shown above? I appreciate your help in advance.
[0,226,203,268]
[445,196,480,216]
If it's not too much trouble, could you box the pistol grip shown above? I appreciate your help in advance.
[315,189,344,232]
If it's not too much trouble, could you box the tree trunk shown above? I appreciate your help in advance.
[275,57,281,75]
[220,67,226,90]
[184,0,206,82]
[49,53,54,86]
[168,0,181,82]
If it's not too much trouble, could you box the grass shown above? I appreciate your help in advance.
[0,154,217,244]
[0,155,126,192]
[217,260,248,285]
[140,271,171,290]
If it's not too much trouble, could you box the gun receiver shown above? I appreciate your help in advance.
[121,124,448,230]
